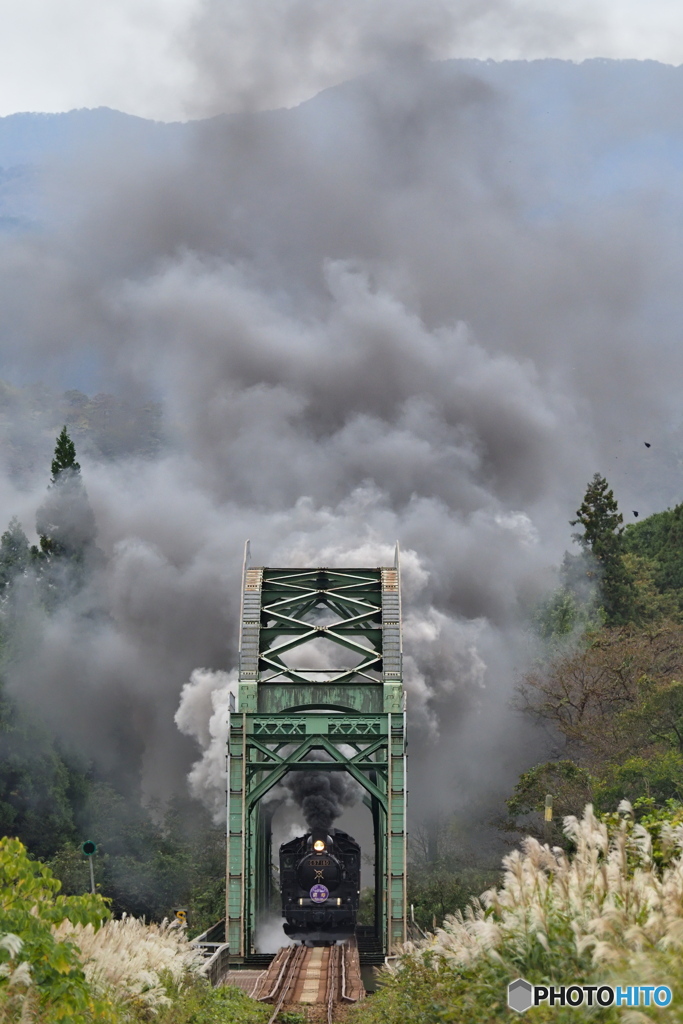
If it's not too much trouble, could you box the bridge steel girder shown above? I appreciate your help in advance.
[226,546,407,960]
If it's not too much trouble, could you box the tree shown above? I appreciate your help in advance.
[35,428,99,587]
[571,473,623,554]
[515,621,683,814]
[0,835,113,1022]
[518,622,683,765]
[504,760,593,846]
[50,426,80,482]
[570,473,638,625]
[594,752,683,809]
[0,519,31,591]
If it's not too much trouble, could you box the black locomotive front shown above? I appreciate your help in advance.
[279,828,360,944]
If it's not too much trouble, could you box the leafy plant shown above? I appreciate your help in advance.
[354,803,683,1024]
[0,835,114,1022]
[155,978,271,1024]
[55,915,205,1014]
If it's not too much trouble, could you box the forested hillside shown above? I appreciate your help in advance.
[0,423,223,932]
[506,473,683,845]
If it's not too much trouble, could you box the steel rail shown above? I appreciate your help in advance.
[265,945,307,1024]
[258,945,296,1002]
[326,944,341,1024]
[340,942,348,1003]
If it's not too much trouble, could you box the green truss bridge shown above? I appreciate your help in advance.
[227,543,407,961]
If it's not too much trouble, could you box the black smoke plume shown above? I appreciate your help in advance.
[284,769,359,832]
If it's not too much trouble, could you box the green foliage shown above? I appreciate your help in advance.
[571,472,623,554]
[49,786,226,930]
[515,621,683,818]
[505,761,593,846]
[0,835,114,1022]
[535,587,580,640]
[357,886,375,926]
[622,676,683,751]
[623,502,683,600]
[506,760,593,818]
[349,951,619,1024]
[622,550,679,622]
[594,751,683,810]
[50,426,80,482]
[355,804,683,1024]
[37,427,97,568]
[599,797,683,866]
[0,396,227,999]
[154,976,271,1024]
[407,872,480,932]
[0,691,88,860]
[570,473,638,626]
[0,519,31,591]
[0,741,79,860]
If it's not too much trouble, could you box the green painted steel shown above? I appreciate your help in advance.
[227,545,407,959]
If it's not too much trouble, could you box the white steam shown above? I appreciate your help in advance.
[175,669,237,820]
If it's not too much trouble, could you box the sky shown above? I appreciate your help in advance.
[0,0,682,120]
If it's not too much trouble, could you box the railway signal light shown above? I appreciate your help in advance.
[81,840,97,894]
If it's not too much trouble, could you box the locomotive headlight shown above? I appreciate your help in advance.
[313,839,326,852]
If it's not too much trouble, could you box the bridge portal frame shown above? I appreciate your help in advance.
[227,544,407,959]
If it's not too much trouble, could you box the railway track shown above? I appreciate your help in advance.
[256,940,364,1023]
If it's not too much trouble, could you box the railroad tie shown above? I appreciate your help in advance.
[299,947,325,1003]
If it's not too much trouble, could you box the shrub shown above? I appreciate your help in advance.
[55,915,205,1014]
[0,835,114,1022]
[353,804,683,1023]
[155,978,272,1024]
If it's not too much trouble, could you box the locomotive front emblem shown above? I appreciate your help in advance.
[310,884,329,903]
[314,869,324,881]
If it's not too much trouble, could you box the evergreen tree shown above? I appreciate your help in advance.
[571,472,623,556]
[50,425,80,482]
[0,518,31,590]
[570,473,638,626]
[36,427,97,567]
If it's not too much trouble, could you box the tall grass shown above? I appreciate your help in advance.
[55,916,205,1014]
[354,804,683,1023]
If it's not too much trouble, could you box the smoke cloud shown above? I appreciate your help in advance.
[283,765,361,833]
[184,0,581,116]
[0,57,682,831]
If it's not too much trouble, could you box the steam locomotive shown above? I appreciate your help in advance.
[279,828,360,944]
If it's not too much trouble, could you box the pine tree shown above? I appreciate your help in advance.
[36,427,97,573]
[50,425,80,482]
[570,473,637,626]
[571,473,623,557]
[0,517,31,590]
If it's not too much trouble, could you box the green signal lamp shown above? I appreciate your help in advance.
[82,840,97,857]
